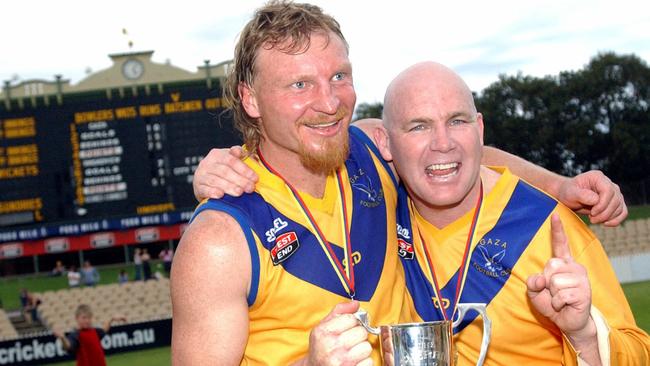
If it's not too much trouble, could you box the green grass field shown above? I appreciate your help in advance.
[0,262,163,310]
[48,346,171,366]
[627,205,650,221]
[622,280,650,332]
[581,204,650,225]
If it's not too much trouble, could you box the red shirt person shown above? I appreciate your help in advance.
[53,304,126,366]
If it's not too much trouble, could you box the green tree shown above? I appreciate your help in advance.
[354,102,383,120]
[477,73,567,173]
[476,52,650,203]
[561,53,650,183]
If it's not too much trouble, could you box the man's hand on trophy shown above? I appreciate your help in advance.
[304,301,373,366]
[526,214,596,341]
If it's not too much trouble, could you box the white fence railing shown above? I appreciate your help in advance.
[609,252,650,284]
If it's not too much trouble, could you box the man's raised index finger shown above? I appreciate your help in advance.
[550,213,572,259]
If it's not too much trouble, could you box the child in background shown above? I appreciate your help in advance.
[118,269,129,284]
[53,304,126,366]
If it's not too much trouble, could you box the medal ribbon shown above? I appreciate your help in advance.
[257,149,355,299]
[414,181,483,321]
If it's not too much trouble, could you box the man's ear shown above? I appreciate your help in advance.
[239,82,260,118]
[477,112,484,145]
[374,125,393,162]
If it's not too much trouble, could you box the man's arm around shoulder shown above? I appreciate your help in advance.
[171,209,251,365]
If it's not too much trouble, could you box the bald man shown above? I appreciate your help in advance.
[375,61,649,365]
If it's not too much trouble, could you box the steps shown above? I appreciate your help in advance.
[8,310,48,337]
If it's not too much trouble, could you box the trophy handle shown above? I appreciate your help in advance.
[353,309,381,335]
[453,303,492,366]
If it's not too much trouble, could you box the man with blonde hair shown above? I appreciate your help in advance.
[172,2,408,364]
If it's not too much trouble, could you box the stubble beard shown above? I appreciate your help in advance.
[298,128,350,175]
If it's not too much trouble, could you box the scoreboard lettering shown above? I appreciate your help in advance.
[0,83,240,243]
[2,117,36,139]
[139,104,161,116]
[164,99,203,114]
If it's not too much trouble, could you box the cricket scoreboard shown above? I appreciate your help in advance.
[0,79,240,258]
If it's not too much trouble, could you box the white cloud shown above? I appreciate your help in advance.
[1,0,648,104]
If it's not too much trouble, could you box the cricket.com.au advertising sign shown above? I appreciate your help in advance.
[0,318,171,365]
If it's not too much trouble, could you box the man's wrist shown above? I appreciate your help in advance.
[567,316,598,350]
[545,174,567,199]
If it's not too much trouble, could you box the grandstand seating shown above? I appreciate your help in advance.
[591,218,650,257]
[0,309,19,340]
[34,278,171,333]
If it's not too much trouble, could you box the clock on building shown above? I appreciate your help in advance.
[122,59,144,80]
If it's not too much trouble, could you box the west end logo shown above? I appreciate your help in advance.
[472,237,512,278]
[266,218,300,265]
[270,231,300,265]
[349,168,383,208]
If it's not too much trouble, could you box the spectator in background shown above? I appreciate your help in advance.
[81,261,100,287]
[133,248,143,281]
[50,260,66,277]
[68,265,81,288]
[19,288,41,323]
[118,269,129,284]
[141,249,152,281]
[159,248,174,275]
[53,304,126,366]
[19,288,29,310]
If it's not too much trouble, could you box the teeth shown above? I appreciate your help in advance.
[307,121,338,128]
[425,162,458,172]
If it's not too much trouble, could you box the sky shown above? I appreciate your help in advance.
[1,0,649,105]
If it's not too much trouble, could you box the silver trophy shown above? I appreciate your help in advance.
[355,303,491,366]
